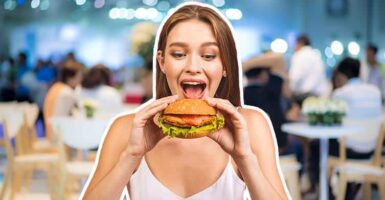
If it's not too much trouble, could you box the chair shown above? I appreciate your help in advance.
[279,155,302,200]
[0,102,57,155]
[0,102,18,147]
[20,103,58,153]
[50,116,110,200]
[19,102,58,154]
[331,118,385,200]
[327,117,382,177]
[0,110,58,200]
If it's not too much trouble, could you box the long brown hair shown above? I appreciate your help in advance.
[155,4,241,106]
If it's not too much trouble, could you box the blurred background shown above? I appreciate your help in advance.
[1,0,385,70]
[1,0,385,199]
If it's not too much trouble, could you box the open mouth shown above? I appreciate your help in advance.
[181,81,207,99]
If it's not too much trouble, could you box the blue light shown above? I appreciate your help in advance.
[16,0,25,5]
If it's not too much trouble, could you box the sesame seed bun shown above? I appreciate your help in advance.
[164,99,216,115]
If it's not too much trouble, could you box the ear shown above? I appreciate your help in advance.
[157,50,165,74]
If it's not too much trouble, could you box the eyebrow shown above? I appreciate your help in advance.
[201,42,218,47]
[168,42,218,48]
[168,42,188,48]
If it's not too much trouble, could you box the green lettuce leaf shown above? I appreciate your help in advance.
[159,115,225,138]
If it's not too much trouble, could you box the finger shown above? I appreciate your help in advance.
[141,95,178,113]
[205,97,234,109]
[205,98,238,116]
[205,98,246,127]
[138,95,178,126]
[134,102,169,127]
[153,112,161,127]
[207,128,233,148]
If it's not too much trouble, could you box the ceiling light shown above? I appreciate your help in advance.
[4,0,17,10]
[157,1,170,11]
[212,0,225,7]
[94,0,105,8]
[75,0,86,6]
[31,0,40,8]
[271,38,288,53]
[40,0,49,10]
[224,8,242,20]
[347,41,360,56]
[331,40,343,55]
[143,0,157,6]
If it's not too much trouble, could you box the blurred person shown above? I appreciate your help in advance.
[360,43,385,99]
[334,58,382,118]
[15,52,32,101]
[139,60,153,103]
[308,57,382,197]
[289,34,329,105]
[243,62,303,172]
[83,4,288,200]
[331,68,346,91]
[35,59,57,86]
[79,64,122,114]
[20,60,48,109]
[0,57,16,101]
[58,51,84,71]
[243,51,301,120]
[16,52,30,81]
[0,55,8,88]
[43,61,83,140]
[64,51,77,63]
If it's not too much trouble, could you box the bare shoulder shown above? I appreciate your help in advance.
[238,106,277,153]
[238,106,272,133]
[237,106,286,198]
[101,113,134,157]
[108,114,134,138]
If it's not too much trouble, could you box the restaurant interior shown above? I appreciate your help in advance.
[1,0,385,199]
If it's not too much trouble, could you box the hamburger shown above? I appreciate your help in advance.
[158,99,225,138]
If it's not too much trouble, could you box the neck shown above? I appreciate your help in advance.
[61,81,75,90]
[368,59,377,66]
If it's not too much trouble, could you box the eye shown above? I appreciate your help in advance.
[202,54,217,61]
[170,52,186,59]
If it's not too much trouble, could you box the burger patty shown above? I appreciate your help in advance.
[163,114,215,127]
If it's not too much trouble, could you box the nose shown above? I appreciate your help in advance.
[184,53,202,74]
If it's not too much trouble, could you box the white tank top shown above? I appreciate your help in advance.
[129,158,246,200]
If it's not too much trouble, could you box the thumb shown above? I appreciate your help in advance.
[207,128,226,143]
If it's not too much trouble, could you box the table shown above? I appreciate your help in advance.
[50,116,111,150]
[281,123,363,200]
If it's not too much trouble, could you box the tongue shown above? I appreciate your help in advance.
[184,85,203,99]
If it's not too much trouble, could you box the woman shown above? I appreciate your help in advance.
[79,64,122,114]
[83,3,288,200]
[44,61,83,140]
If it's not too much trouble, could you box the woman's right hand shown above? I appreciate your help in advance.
[126,95,179,158]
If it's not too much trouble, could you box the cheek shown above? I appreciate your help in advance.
[206,65,224,91]
[163,59,181,92]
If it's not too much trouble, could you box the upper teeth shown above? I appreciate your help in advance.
[183,82,201,85]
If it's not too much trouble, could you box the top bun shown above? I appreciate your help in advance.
[164,99,216,115]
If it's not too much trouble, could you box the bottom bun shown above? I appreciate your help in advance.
[179,129,214,139]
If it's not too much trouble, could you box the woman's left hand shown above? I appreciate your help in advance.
[205,97,253,159]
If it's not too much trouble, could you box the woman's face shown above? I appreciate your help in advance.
[157,19,224,99]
